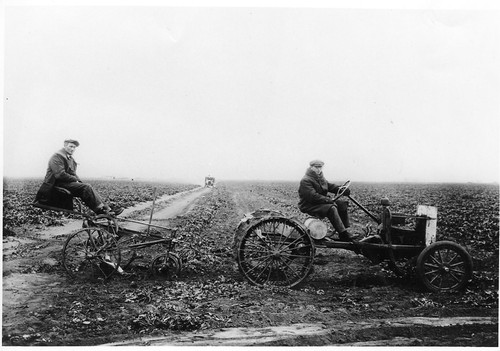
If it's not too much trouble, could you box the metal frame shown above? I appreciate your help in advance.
[33,188,181,279]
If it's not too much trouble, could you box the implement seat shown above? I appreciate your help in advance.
[51,186,75,210]
[33,183,75,211]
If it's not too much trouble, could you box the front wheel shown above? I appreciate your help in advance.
[62,227,121,281]
[416,241,473,292]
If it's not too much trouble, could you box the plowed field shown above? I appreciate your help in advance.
[2,179,498,346]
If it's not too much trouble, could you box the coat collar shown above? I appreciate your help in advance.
[56,149,74,160]
[305,167,328,190]
[305,167,321,179]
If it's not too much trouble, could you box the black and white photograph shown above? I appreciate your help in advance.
[2,0,499,347]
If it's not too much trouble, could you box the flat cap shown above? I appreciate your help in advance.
[64,139,80,146]
[309,159,324,167]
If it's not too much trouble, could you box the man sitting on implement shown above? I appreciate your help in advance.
[36,139,123,216]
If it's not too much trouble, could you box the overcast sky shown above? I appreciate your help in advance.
[2,1,499,185]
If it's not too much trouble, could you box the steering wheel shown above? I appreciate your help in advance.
[332,180,351,202]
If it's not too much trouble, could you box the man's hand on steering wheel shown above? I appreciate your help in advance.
[332,180,351,201]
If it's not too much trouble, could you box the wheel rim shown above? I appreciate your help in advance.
[418,242,472,292]
[150,252,181,280]
[237,217,314,288]
[62,228,121,280]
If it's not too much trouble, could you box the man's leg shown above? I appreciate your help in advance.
[326,204,353,242]
[326,205,346,233]
[335,199,350,228]
[57,182,105,213]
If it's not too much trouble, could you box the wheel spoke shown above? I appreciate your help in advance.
[245,240,269,249]
[244,251,275,261]
[243,253,273,276]
[449,261,466,268]
[243,248,273,256]
[278,236,305,251]
[278,258,303,282]
[424,262,440,270]
[449,267,466,275]
[429,253,443,266]
[254,259,273,284]
[438,275,444,289]
[424,267,440,276]
[437,249,444,264]
[427,271,440,283]
[445,251,459,265]
[447,270,462,284]
[278,222,289,243]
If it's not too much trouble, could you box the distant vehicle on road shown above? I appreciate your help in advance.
[205,176,215,188]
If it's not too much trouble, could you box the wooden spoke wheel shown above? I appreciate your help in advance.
[62,227,121,281]
[416,241,473,292]
[235,216,314,288]
[150,252,182,280]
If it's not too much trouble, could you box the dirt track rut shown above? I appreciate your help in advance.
[104,316,498,346]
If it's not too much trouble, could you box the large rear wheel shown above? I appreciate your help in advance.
[62,227,121,281]
[235,216,314,288]
[416,241,473,292]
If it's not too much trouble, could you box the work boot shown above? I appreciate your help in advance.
[338,230,354,242]
[94,205,123,217]
[110,206,124,216]
[102,204,124,216]
[94,206,108,216]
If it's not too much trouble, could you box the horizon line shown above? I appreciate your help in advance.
[3,175,499,186]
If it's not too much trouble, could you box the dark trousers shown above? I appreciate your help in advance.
[56,182,104,212]
[326,200,350,234]
[302,199,350,234]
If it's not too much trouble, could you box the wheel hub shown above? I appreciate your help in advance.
[440,264,450,273]
[272,250,282,258]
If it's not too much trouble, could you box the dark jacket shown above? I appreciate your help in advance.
[43,149,81,185]
[35,149,81,204]
[298,168,340,217]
